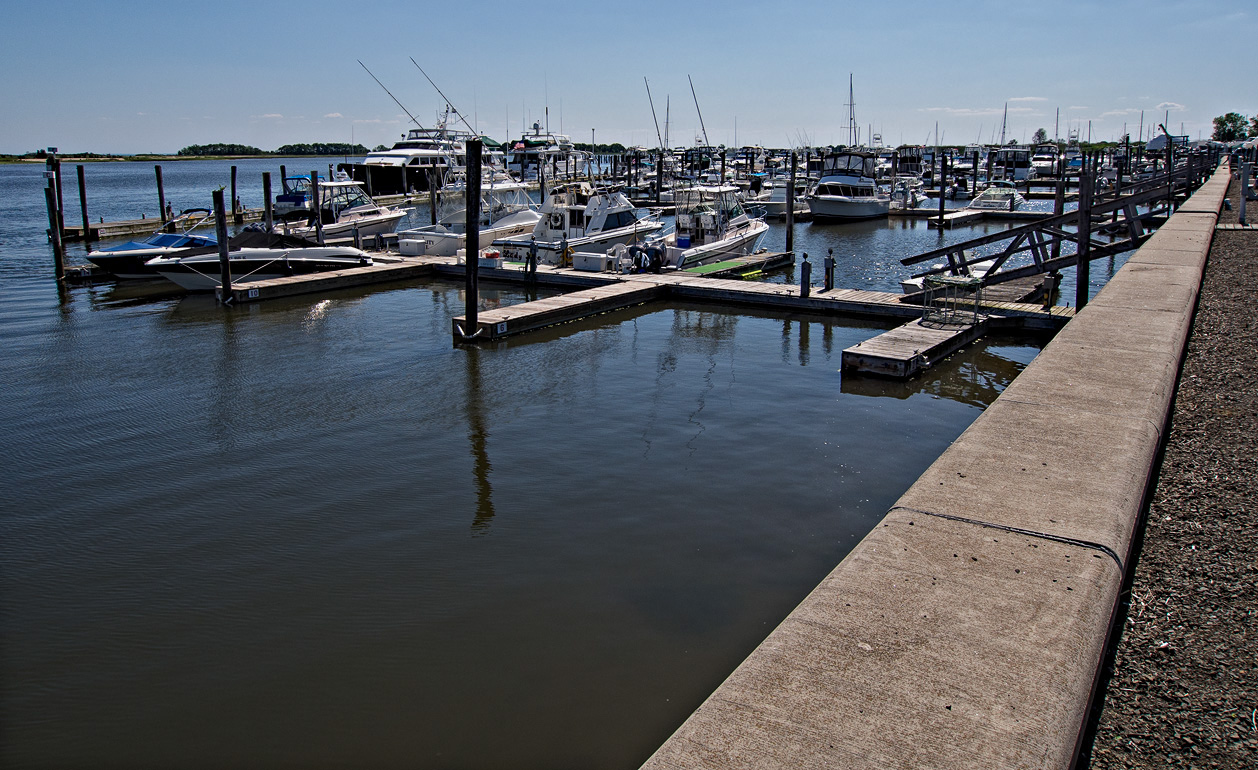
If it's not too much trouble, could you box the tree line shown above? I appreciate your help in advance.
[177,142,370,157]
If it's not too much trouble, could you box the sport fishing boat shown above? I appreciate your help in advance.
[279,180,406,241]
[397,173,541,257]
[149,231,372,292]
[806,151,890,221]
[646,184,769,269]
[967,180,1026,211]
[494,182,662,264]
[86,209,218,279]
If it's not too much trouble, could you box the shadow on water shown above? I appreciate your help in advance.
[463,345,495,534]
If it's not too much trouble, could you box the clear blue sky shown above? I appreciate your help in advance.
[3,0,1253,154]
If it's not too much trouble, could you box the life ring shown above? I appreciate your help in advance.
[549,213,564,229]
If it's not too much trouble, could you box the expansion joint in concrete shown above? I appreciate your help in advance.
[890,506,1125,570]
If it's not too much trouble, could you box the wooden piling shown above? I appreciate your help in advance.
[262,172,273,232]
[655,150,662,205]
[213,189,232,301]
[231,165,240,224]
[427,169,438,225]
[938,154,947,226]
[1075,153,1094,309]
[44,185,65,281]
[310,171,323,245]
[52,156,66,240]
[461,138,482,340]
[155,165,167,228]
[76,164,91,243]
[786,151,796,255]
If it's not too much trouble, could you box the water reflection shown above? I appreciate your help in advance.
[840,339,1044,407]
[463,346,495,534]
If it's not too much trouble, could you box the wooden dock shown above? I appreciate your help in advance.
[680,251,795,278]
[451,281,667,340]
[926,209,984,228]
[842,318,991,378]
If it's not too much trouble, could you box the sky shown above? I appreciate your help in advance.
[2,0,1254,155]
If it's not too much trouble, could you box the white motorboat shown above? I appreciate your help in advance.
[1031,144,1060,177]
[280,180,406,241]
[507,124,590,181]
[86,209,217,279]
[149,231,372,292]
[987,147,1036,181]
[967,180,1026,211]
[806,151,890,221]
[644,185,769,270]
[397,173,540,257]
[494,182,663,264]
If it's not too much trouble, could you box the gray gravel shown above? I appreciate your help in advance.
[1084,176,1258,768]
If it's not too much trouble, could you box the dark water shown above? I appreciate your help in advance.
[2,160,1048,769]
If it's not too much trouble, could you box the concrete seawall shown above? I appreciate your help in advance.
[641,163,1232,770]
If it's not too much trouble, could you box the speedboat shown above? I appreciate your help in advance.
[646,184,769,270]
[806,151,890,221]
[494,182,663,264]
[280,180,406,241]
[86,209,218,279]
[149,231,372,292]
[967,180,1025,211]
[397,173,541,257]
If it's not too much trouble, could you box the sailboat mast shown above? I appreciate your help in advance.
[688,75,709,147]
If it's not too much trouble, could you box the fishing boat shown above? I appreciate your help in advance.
[397,173,541,257]
[85,209,218,279]
[806,151,890,221]
[506,124,590,181]
[647,184,769,269]
[494,182,663,264]
[967,180,1025,211]
[280,180,406,241]
[149,231,372,292]
[988,147,1036,181]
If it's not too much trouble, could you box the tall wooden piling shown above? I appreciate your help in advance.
[262,172,274,232]
[1075,153,1094,309]
[212,188,232,302]
[231,165,240,223]
[76,164,91,243]
[310,171,323,245]
[428,169,438,225]
[655,150,662,205]
[785,151,797,255]
[44,185,65,281]
[462,138,483,340]
[155,165,167,228]
[938,154,947,226]
[52,155,66,239]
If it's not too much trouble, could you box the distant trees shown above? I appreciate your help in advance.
[1211,112,1252,142]
[177,143,264,156]
[1032,128,1048,144]
[274,143,369,156]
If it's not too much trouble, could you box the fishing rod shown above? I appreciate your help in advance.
[358,60,425,130]
[644,77,664,151]
[410,57,478,136]
[687,75,709,148]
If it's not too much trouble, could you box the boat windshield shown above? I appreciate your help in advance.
[675,187,745,221]
[822,153,876,177]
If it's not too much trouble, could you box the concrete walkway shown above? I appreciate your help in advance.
[640,164,1231,769]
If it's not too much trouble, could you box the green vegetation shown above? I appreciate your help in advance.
[178,143,264,156]
[1211,112,1255,142]
[1032,128,1048,144]
[274,143,370,156]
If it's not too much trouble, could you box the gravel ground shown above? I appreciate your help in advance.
[1084,176,1258,768]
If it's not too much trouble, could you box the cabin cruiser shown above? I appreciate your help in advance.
[643,185,769,270]
[967,180,1025,211]
[988,147,1036,181]
[494,182,663,264]
[149,231,372,292]
[1031,144,1060,177]
[397,173,541,257]
[279,180,406,241]
[86,209,218,279]
[806,151,890,221]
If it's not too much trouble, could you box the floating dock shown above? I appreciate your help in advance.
[841,318,990,377]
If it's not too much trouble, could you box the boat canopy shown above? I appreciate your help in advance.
[820,152,877,178]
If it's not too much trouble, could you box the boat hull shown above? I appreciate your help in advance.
[808,196,890,221]
[670,219,770,269]
[152,248,372,292]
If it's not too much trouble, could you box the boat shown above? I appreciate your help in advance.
[1031,144,1060,177]
[646,184,769,270]
[396,173,541,257]
[747,179,808,219]
[149,230,372,292]
[988,147,1036,181]
[806,151,890,221]
[494,181,663,264]
[890,176,930,210]
[507,124,590,181]
[279,180,406,241]
[85,209,218,279]
[967,180,1025,211]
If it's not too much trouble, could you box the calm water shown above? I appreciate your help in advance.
[2,159,1052,769]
